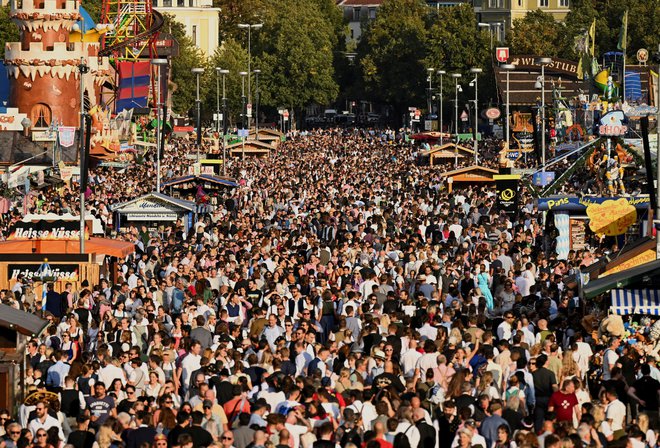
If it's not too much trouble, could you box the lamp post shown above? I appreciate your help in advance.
[239,71,248,159]
[427,67,434,121]
[192,67,204,163]
[238,22,263,127]
[469,67,482,165]
[76,51,89,255]
[254,69,261,139]
[501,64,515,152]
[451,73,462,165]
[437,70,445,142]
[535,57,552,173]
[216,68,229,175]
[478,22,502,49]
[152,59,168,192]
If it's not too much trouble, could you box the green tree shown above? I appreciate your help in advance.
[81,0,103,23]
[357,0,429,120]
[0,5,19,58]
[507,9,567,57]
[205,39,249,127]
[212,0,266,43]
[256,0,339,124]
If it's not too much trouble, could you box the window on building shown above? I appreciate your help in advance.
[489,0,503,8]
[368,8,376,19]
[350,28,354,39]
[162,0,172,6]
[192,25,197,46]
[30,104,51,128]
[353,7,360,21]
[559,0,569,6]
[518,0,523,5]
[539,0,549,6]
[177,0,184,6]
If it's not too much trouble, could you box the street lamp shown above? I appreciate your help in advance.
[437,70,445,143]
[216,68,229,175]
[152,58,168,192]
[254,69,261,139]
[239,71,248,159]
[501,64,515,153]
[535,57,552,173]
[238,22,263,125]
[469,67,482,165]
[191,67,204,162]
[451,73,462,165]
[427,67,434,120]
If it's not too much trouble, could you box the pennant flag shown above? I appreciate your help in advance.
[617,10,628,52]
[589,19,596,57]
[117,61,151,112]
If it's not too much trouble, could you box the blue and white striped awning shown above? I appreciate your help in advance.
[610,289,660,315]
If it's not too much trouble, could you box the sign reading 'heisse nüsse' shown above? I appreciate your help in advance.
[8,220,88,240]
[9,264,79,281]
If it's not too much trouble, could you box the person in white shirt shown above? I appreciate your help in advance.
[604,387,626,438]
[178,340,202,395]
[401,339,422,378]
[497,313,515,342]
[28,401,65,441]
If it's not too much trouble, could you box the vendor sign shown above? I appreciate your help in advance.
[586,198,636,236]
[538,195,650,212]
[7,220,88,240]
[494,174,520,220]
[9,264,78,281]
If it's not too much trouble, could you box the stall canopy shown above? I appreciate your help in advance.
[610,289,660,315]
[0,303,49,337]
[583,259,660,299]
[0,237,135,258]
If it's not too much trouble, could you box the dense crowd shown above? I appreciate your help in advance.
[2,128,660,448]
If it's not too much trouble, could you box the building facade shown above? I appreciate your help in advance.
[478,0,571,41]
[154,0,220,56]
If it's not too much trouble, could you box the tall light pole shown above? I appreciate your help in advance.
[238,22,263,127]
[192,67,204,163]
[152,59,168,192]
[535,57,552,173]
[469,67,482,165]
[427,67,434,122]
[254,69,261,139]
[437,70,445,142]
[501,64,515,152]
[239,71,248,159]
[216,68,229,175]
[451,73,462,165]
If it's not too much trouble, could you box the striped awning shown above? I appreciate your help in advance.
[610,289,660,315]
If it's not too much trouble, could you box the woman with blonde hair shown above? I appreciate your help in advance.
[93,418,122,448]
[335,368,352,394]
[590,404,613,442]
[637,413,657,448]
[561,349,580,380]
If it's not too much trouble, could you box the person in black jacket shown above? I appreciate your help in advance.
[67,415,95,448]
[414,408,436,448]
[124,410,157,448]
[186,411,214,448]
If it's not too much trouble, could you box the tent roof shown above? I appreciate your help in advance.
[583,259,660,299]
[0,237,135,258]
[0,303,49,337]
[161,174,238,189]
[225,140,274,150]
[111,192,197,213]
[440,165,499,177]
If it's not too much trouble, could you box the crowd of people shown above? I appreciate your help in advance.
[1,127,660,448]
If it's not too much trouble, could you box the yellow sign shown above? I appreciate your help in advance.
[500,188,515,201]
[600,250,656,277]
[586,198,636,236]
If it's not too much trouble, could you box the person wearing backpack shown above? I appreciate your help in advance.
[335,408,363,447]
[393,407,420,448]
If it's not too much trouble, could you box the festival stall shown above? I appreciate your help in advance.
[225,140,275,157]
[537,195,650,259]
[420,143,475,167]
[112,192,197,231]
[0,218,135,291]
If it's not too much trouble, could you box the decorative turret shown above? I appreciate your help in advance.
[3,0,111,129]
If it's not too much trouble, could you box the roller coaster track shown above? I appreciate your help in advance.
[98,9,164,58]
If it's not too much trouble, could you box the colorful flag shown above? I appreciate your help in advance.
[589,18,596,57]
[617,10,628,52]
